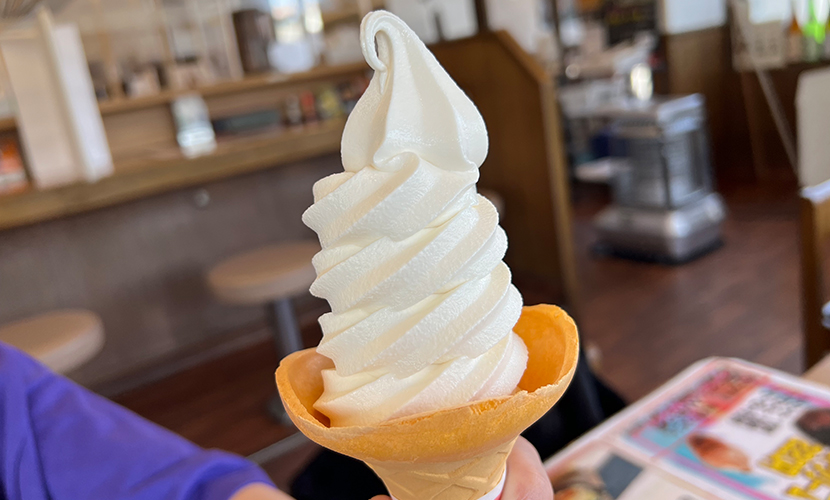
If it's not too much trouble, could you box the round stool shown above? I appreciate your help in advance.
[0,309,104,374]
[207,241,319,423]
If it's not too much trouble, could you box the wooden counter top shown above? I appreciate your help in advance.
[0,35,549,237]
[0,60,369,233]
[0,118,345,232]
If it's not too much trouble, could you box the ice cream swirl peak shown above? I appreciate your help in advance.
[342,10,488,173]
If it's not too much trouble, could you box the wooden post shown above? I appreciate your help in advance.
[474,0,488,33]
[152,0,176,81]
[739,71,768,181]
[800,185,830,369]
[216,0,244,80]
[91,0,124,99]
[185,0,211,70]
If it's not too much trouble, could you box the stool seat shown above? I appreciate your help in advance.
[0,309,104,374]
[208,241,319,305]
[207,241,319,426]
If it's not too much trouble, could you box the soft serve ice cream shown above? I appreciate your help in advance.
[302,11,527,427]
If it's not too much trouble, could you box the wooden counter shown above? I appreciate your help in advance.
[0,118,345,232]
[0,61,368,232]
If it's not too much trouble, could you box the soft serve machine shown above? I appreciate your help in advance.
[560,34,725,263]
[594,94,726,262]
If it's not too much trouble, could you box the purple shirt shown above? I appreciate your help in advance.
[0,342,273,500]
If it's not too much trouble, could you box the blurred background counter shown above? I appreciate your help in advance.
[0,0,578,400]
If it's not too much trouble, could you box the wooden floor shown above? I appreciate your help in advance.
[572,181,802,402]
[114,179,805,489]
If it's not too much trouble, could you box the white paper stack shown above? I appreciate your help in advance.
[0,8,113,190]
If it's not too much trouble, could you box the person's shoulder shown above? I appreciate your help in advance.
[0,342,49,384]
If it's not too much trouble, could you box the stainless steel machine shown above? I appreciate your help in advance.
[594,94,726,263]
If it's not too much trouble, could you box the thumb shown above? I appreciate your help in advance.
[502,437,554,500]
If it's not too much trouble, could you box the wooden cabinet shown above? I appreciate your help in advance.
[434,31,580,311]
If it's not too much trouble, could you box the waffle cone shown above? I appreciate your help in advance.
[276,304,579,500]
[365,437,516,500]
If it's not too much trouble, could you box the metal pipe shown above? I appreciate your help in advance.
[267,297,303,359]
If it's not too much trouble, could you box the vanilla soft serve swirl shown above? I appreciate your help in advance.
[302,11,527,427]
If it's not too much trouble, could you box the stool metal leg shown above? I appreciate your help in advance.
[268,297,303,357]
[265,297,303,426]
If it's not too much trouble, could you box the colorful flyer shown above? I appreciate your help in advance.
[546,358,830,500]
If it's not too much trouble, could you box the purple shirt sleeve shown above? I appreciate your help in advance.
[0,342,274,500]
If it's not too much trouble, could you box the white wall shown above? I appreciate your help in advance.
[798,67,830,188]
[659,0,727,34]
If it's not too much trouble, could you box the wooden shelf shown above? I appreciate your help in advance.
[98,62,368,115]
[0,61,368,231]
[0,118,346,232]
[0,60,368,133]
